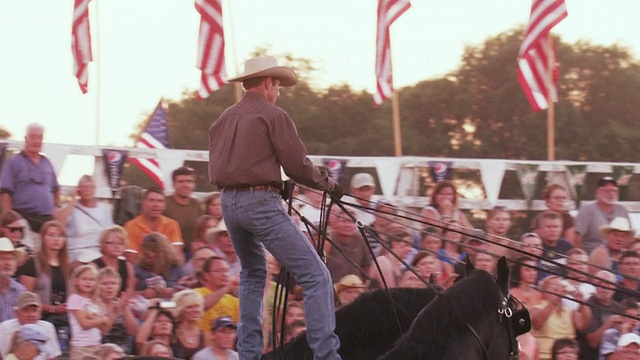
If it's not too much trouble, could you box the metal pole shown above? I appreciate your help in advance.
[93,0,101,145]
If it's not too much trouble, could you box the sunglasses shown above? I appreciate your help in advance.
[6,226,24,234]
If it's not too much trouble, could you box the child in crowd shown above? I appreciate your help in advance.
[67,265,106,358]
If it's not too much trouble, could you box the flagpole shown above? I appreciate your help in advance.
[546,35,555,161]
[93,0,101,146]
[391,90,402,156]
[224,0,242,103]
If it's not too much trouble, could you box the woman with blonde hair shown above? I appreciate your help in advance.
[18,220,70,331]
[55,174,113,261]
[134,232,187,299]
[170,289,206,359]
[93,225,135,293]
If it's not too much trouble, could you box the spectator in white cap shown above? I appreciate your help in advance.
[0,237,25,322]
[5,323,48,360]
[349,173,377,225]
[599,298,640,360]
[0,291,61,359]
[612,332,640,359]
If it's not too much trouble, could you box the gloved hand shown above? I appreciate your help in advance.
[280,180,295,201]
[329,181,343,202]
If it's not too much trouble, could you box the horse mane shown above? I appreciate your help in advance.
[380,270,503,359]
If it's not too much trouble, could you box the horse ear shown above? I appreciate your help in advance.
[428,273,436,285]
[465,254,475,275]
[497,256,509,295]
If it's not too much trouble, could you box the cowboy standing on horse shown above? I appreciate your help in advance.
[208,56,343,360]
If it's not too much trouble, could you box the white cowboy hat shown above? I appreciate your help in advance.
[598,217,636,238]
[228,56,297,87]
[0,237,25,263]
[334,274,368,294]
[206,221,229,242]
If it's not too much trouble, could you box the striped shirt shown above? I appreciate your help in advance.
[208,92,332,190]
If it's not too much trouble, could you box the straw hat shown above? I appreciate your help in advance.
[206,221,229,242]
[228,56,297,87]
[334,274,367,294]
[598,217,636,239]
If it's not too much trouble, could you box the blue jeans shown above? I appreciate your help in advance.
[221,189,341,360]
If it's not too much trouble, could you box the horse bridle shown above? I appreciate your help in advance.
[464,294,522,360]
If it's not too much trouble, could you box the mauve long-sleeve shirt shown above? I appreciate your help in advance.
[208,92,332,191]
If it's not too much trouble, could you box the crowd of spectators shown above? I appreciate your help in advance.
[1,124,640,359]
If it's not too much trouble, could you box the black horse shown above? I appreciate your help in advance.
[261,286,439,360]
[378,257,530,359]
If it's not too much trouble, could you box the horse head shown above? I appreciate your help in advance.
[378,256,531,360]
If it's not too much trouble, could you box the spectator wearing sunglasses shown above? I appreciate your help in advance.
[0,210,33,262]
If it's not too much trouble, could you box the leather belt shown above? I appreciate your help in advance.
[223,184,282,193]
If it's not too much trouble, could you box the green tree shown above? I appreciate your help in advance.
[127,36,640,167]
[398,27,640,161]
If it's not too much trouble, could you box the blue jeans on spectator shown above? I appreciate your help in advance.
[221,189,341,360]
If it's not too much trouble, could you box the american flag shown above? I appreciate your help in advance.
[195,0,227,99]
[374,0,411,105]
[71,0,93,94]
[130,101,170,189]
[517,0,568,111]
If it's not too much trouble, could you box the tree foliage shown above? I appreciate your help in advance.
[129,27,640,164]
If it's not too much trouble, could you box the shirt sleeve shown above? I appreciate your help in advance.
[43,321,62,358]
[0,157,16,193]
[43,157,59,193]
[66,294,86,310]
[0,322,12,358]
[268,112,332,190]
[16,257,36,278]
[599,329,618,357]
[574,207,589,235]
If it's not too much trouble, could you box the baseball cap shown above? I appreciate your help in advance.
[16,291,42,310]
[211,316,237,331]
[618,332,640,347]
[19,324,48,354]
[597,176,617,188]
[467,228,487,243]
[350,173,375,189]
